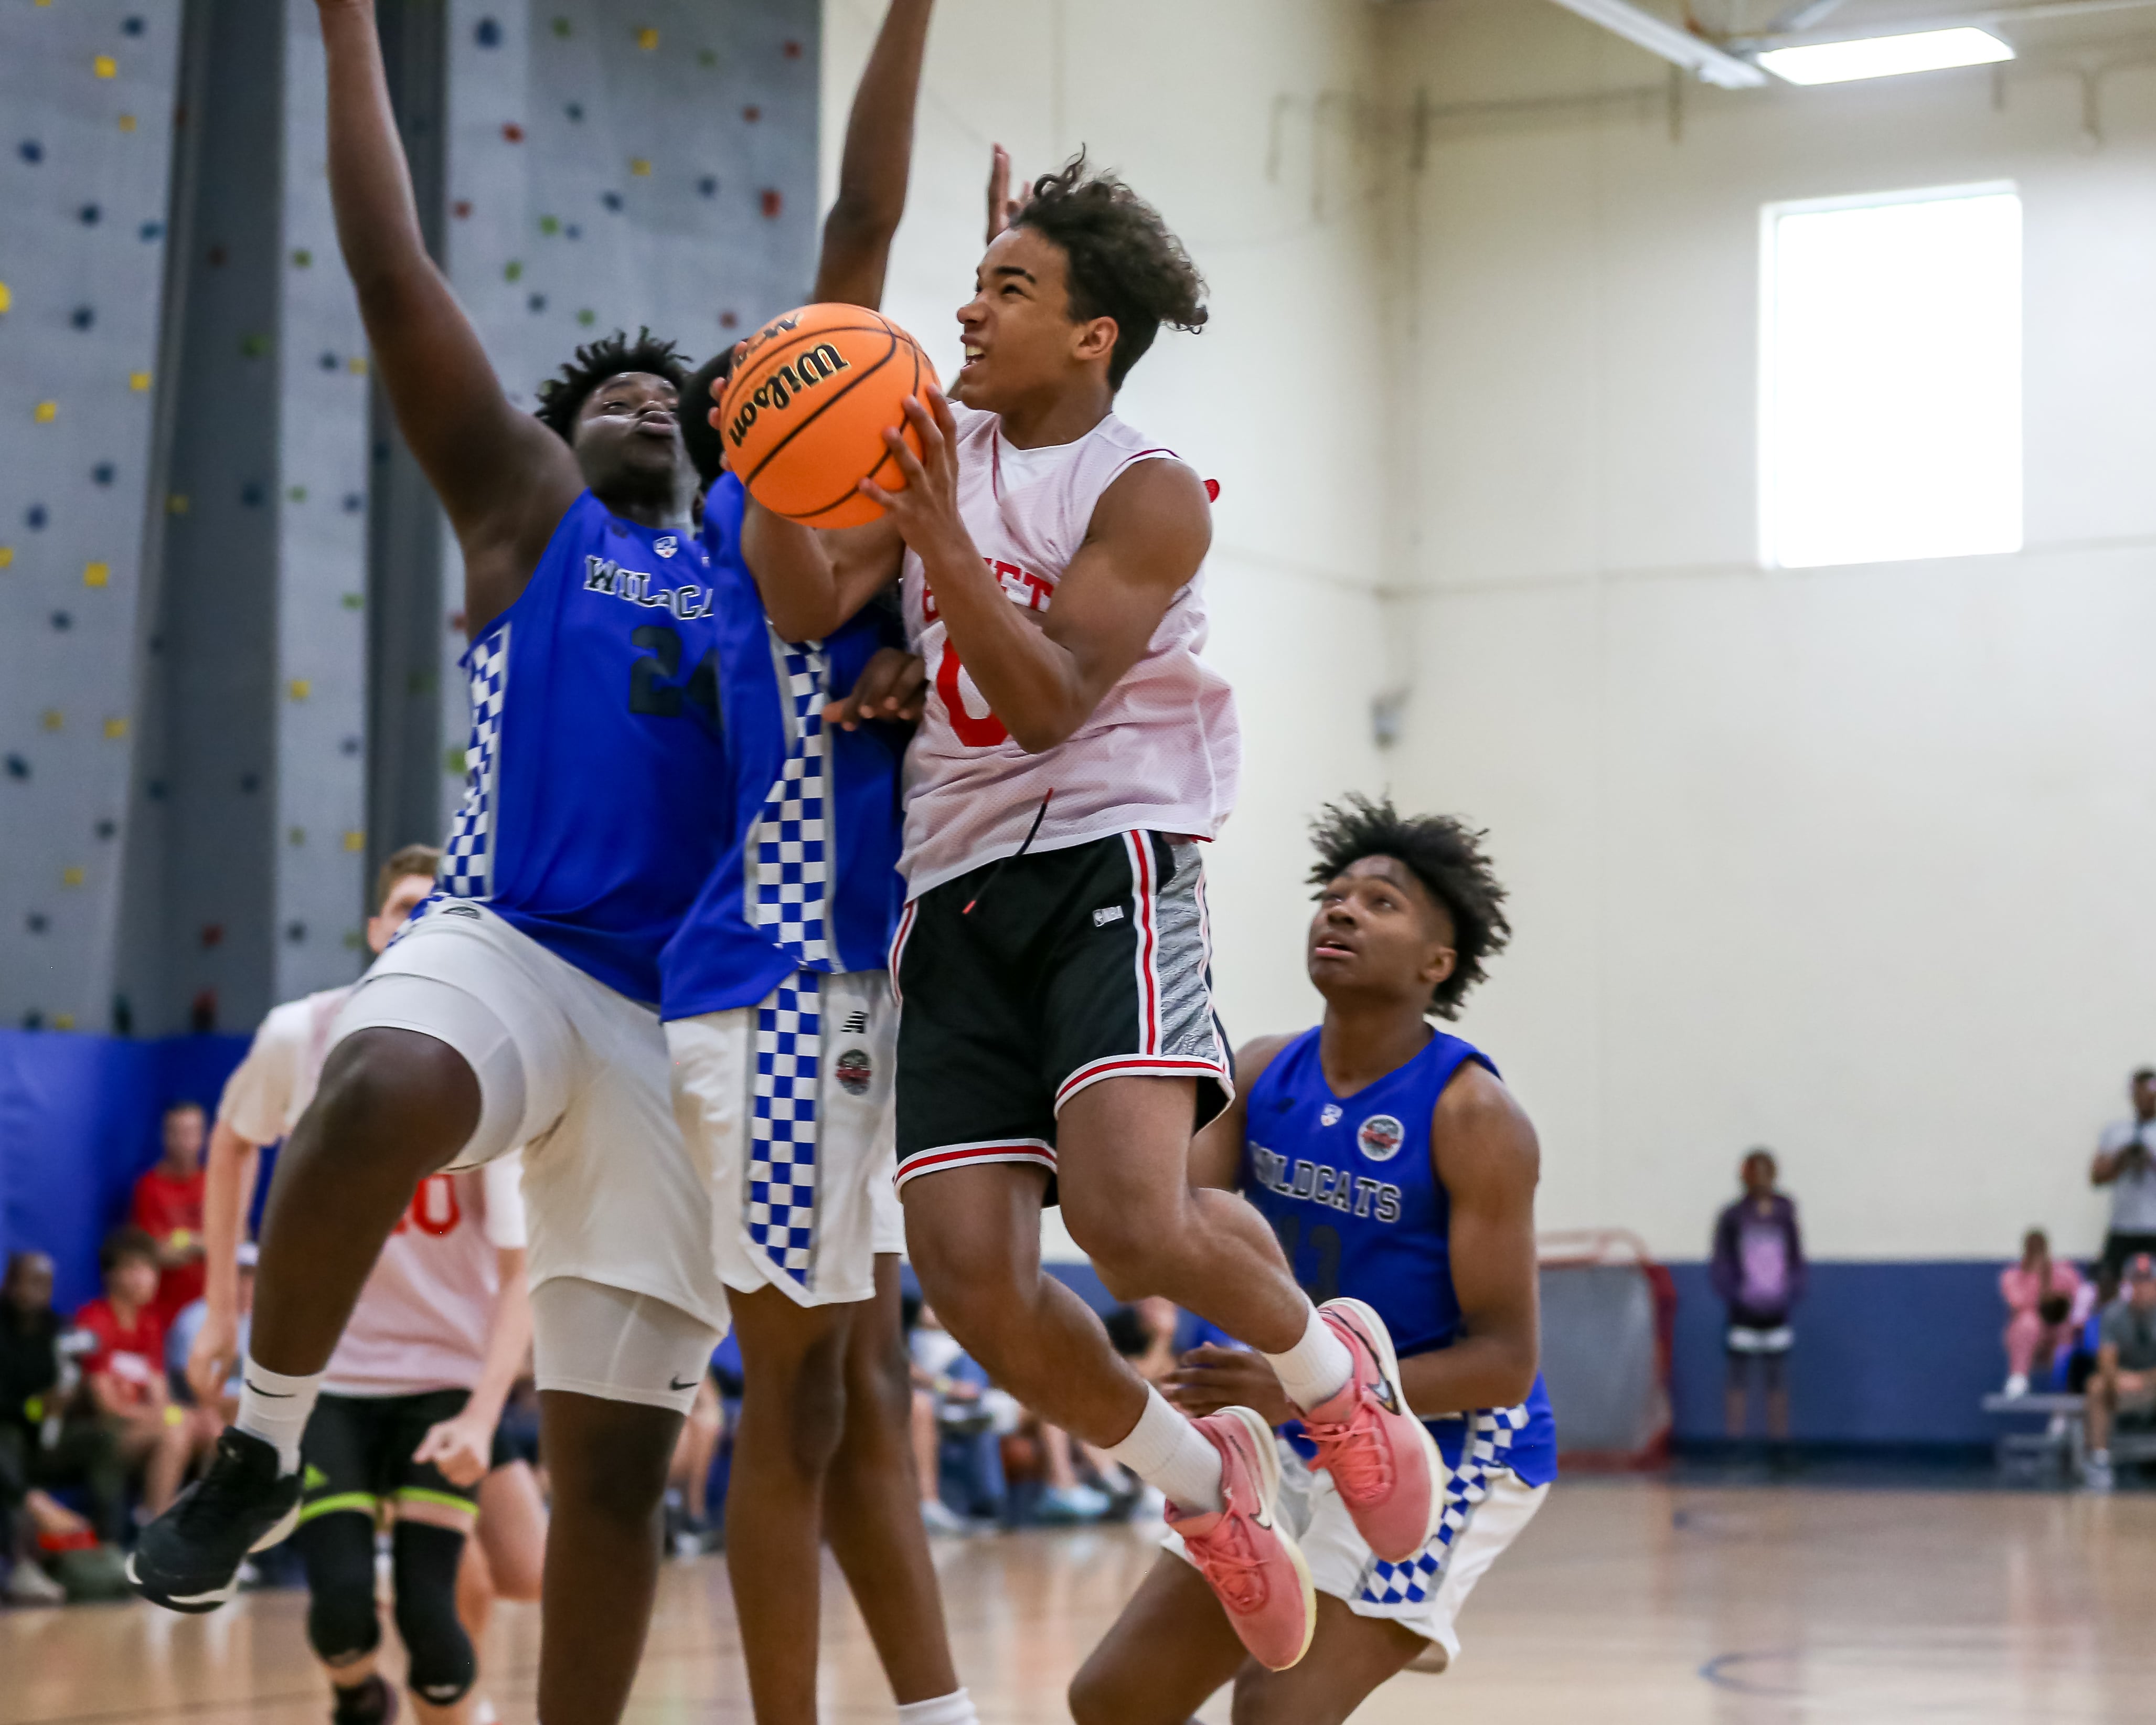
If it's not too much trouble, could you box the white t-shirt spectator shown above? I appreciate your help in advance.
[2099,1119,2156,1233]
[217,985,527,1397]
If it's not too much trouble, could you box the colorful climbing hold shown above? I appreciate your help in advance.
[719,310,738,329]
[631,158,652,177]
[70,306,94,329]
[79,204,101,225]
[341,736,362,756]
[341,493,364,512]
[51,1015,74,1032]
[761,189,783,218]
[502,121,525,143]
[319,350,338,370]
[698,176,719,198]
[41,711,62,732]
[475,17,501,47]
[454,199,473,219]
[577,308,596,326]
[744,105,762,123]
[140,221,163,240]
[504,260,524,282]
[565,102,584,121]
[286,485,307,502]
[289,826,306,845]
[102,718,126,739]
[601,191,623,211]
[25,914,48,934]
[92,463,115,484]
[539,214,560,235]
[284,922,306,944]
[551,15,571,37]
[18,141,44,164]
[698,48,717,68]
[343,830,365,852]
[124,17,144,35]
[289,679,312,701]
[93,54,116,78]
[84,562,110,588]
[241,332,269,357]
[528,293,547,313]
[292,247,312,267]
[0,547,12,567]
[167,494,188,514]
[131,370,152,390]
[119,114,136,133]
[34,402,57,424]
[26,505,49,528]
[0,283,10,313]
[5,756,28,780]
[51,612,72,630]
[784,39,803,58]
[347,356,366,374]
[96,820,115,839]
[61,867,84,888]
[638,26,659,50]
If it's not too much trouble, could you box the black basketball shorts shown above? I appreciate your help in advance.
[297,1389,481,1531]
[891,830,1232,1196]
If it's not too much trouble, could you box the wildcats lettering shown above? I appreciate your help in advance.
[583,556,714,620]
[725,342,851,449]
[1249,1144,1402,1224]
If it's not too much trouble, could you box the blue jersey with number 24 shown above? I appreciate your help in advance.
[435,491,731,1004]
[1242,1026,1557,1487]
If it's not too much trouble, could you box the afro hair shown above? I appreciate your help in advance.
[533,327,690,443]
[1011,153,1207,389]
[1307,794,1512,1019]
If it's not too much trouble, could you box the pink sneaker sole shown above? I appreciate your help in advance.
[1320,1297,1449,1562]
[1173,1406,1318,1671]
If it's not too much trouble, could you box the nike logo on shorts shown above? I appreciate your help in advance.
[670,1375,698,1392]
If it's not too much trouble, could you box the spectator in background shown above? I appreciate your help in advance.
[0,1252,126,1545]
[131,1101,209,1325]
[1712,1148,1807,1445]
[2092,1069,2156,1277]
[1999,1230,2087,1397]
[2085,1253,2156,1492]
[73,1228,217,1521]
[166,1243,254,1422]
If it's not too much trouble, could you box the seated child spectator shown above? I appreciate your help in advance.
[165,1242,254,1421]
[1,1251,127,1545]
[131,1101,209,1325]
[2000,1229,2088,1396]
[2085,1253,2156,1492]
[73,1228,218,1522]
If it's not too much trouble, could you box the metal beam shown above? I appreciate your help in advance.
[1545,0,1771,84]
[1736,0,2156,46]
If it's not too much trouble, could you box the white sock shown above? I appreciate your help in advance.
[1105,1386,1224,1515]
[236,1358,323,1474]
[1264,1303,1354,1414]
[897,1690,978,1725]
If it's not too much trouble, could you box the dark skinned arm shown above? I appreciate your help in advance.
[866,391,1211,754]
[739,504,905,644]
[316,0,579,636]
[1171,1062,1543,1425]
[810,0,933,309]
[1186,1035,1296,1192]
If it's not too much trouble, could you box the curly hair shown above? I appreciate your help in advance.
[1012,153,1208,389]
[533,328,689,443]
[1307,795,1512,1019]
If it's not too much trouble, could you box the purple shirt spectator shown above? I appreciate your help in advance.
[1712,1190,1807,1329]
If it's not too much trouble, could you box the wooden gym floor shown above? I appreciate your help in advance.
[7,1478,2155,1723]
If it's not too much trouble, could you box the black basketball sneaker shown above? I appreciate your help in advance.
[126,1426,302,1613]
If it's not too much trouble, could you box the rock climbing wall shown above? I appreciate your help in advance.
[8,0,819,1039]
[273,0,375,1004]
[0,2,185,1034]
[432,0,819,833]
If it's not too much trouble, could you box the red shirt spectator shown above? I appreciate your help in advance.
[75,1290,168,1411]
[132,1101,209,1322]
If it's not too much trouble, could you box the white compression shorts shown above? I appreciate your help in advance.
[329,900,729,1401]
[530,1279,719,1416]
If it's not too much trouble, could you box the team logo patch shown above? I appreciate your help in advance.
[1320,1103,1342,1127]
[1357,1114,1405,1163]
[655,534,678,559]
[1093,904,1126,928]
[835,1048,873,1096]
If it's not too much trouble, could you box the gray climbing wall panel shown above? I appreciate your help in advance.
[433,0,819,833]
[8,0,819,1039]
[0,2,183,1033]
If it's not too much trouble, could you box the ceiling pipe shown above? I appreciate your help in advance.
[1733,0,2156,46]
[1544,0,1771,84]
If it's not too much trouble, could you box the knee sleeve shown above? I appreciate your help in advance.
[531,1276,721,1414]
[298,1513,382,1668]
[330,972,530,1171]
[391,1521,476,1707]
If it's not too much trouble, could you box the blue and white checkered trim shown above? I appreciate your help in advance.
[743,639,835,1289]
[1355,1402,1531,1607]
[750,641,831,968]
[440,626,510,900]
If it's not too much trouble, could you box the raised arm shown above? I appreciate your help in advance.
[868,392,1209,753]
[812,0,933,310]
[740,499,904,643]
[316,0,579,630]
[1187,1036,1295,1192]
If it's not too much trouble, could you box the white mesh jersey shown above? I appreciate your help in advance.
[217,986,527,1398]
[899,403,1241,897]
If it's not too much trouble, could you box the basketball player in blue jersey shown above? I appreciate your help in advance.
[1069,795,1555,1725]
[129,5,930,1721]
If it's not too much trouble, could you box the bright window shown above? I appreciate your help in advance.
[1760,184,2022,569]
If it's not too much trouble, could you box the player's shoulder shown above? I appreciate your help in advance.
[257,993,327,1046]
[1432,1055,1536,1155]
[1233,1030,1308,1092]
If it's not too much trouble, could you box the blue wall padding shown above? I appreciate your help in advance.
[0,1029,249,1311]
[1670,1260,2005,1446]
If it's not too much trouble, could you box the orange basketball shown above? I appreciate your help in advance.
[717,303,939,530]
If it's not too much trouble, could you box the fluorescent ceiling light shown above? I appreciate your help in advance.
[1545,0,1768,88]
[1758,27,2013,85]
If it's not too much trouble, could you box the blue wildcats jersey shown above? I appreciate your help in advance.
[659,474,908,1020]
[435,491,729,1004]
[1242,1026,1557,1489]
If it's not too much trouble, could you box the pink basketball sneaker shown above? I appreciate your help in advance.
[1166,1407,1316,1671]
[1299,1297,1447,1563]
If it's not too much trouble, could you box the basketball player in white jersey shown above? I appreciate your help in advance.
[738,154,1443,1671]
[188,847,541,1725]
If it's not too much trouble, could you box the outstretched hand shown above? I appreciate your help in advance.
[987,144,1031,243]
[1164,1344,1297,1428]
[860,390,970,563]
[412,1407,494,1488]
[823,647,927,729]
